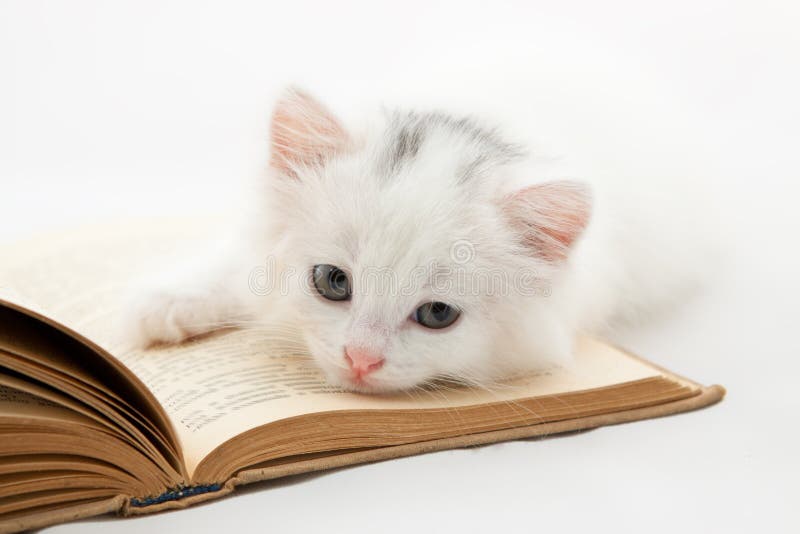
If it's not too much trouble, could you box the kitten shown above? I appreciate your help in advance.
[124,87,709,394]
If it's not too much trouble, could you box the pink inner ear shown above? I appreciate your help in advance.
[502,181,592,261]
[269,88,349,175]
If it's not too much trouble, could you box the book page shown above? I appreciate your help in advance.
[0,384,97,428]
[123,334,664,475]
[0,218,666,476]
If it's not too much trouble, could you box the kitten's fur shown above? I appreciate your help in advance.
[125,82,710,393]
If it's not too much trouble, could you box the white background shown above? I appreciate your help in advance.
[2,1,799,532]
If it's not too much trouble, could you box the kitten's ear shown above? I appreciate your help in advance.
[501,181,592,262]
[269,87,349,176]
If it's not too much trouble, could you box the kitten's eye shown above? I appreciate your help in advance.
[412,302,460,329]
[312,264,351,301]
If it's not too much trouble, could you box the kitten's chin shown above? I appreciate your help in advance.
[339,379,397,394]
[329,374,413,394]
[320,366,424,395]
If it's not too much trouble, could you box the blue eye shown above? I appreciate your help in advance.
[312,265,351,301]
[412,302,460,329]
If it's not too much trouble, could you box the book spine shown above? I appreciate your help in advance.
[129,484,223,508]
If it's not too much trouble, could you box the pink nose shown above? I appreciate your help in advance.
[344,346,385,379]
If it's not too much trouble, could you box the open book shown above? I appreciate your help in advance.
[0,218,724,533]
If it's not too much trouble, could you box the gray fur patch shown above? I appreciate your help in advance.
[378,110,525,183]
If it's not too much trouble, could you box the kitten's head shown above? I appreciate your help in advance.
[265,88,591,393]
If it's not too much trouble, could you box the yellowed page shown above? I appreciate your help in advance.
[0,384,98,427]
[0,218,665,477]
[124,335,663,475]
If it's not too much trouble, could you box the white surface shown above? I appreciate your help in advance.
[1,1,799,532]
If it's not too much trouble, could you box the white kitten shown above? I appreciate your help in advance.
[125,82,711,393]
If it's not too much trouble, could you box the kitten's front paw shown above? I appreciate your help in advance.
[122,290,215,348]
